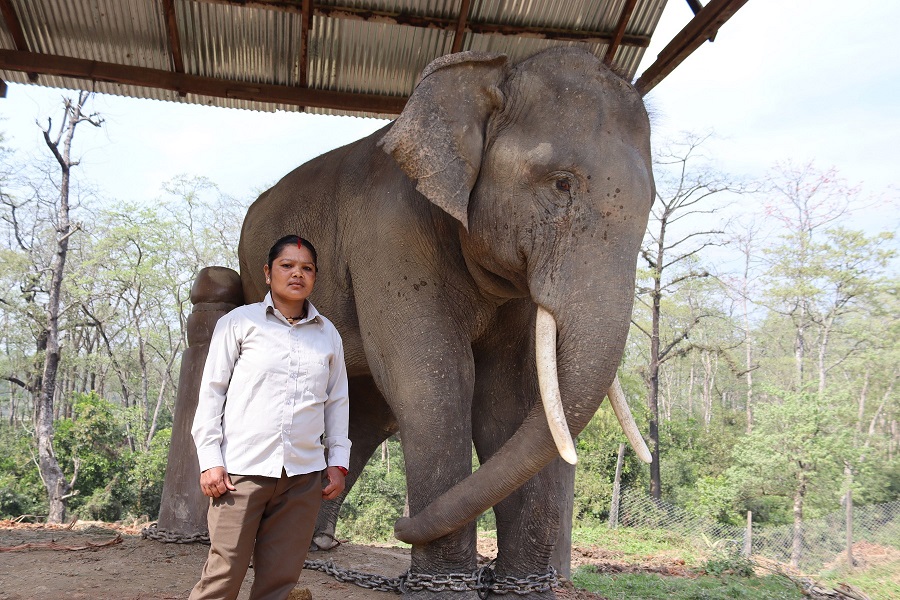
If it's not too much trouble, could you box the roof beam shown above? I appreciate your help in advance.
[604,0,639,66]
[634,0,749,95]
[162,0,186,74]
[685,0,718,41]
[299,0,312,87]
[0,49,408,114]
[450,0,472,54]
[194,0,650,48]
[0,0,29,51]
[0,0,37,81]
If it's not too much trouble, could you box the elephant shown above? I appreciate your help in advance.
[229,46,653,597]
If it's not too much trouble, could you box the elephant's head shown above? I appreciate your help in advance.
[379,47,653,544]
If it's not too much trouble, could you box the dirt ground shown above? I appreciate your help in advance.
[0,520,623,600]
[4,520,886,600]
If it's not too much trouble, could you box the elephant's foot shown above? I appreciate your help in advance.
[401,587,478,600]
[479,566,559,600]
[309,530,341,552]
[399,583,557,600]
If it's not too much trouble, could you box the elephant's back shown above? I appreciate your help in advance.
[237,123,401,377]
[238,125,391,290]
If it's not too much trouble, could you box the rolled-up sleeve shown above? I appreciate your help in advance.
[191,314,241,472]
[323,333,351,470]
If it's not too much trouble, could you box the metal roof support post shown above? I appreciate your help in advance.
[634,0,750,95]
[604,0,640,66]
[450,0,472,54]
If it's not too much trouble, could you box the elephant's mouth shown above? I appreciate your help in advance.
[535,305,651,465]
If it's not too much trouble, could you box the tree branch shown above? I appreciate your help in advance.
[3,375,36,393]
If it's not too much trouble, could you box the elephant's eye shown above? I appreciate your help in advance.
[543,171,577,211]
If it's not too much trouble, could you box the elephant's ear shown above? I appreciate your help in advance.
[378,52,508,230]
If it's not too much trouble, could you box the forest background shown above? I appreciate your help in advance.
[0,91,897,549]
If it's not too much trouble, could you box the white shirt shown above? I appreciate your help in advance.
[192,292,351,478]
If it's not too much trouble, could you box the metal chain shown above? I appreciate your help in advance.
[141,525,559,596]
[304,559,405,593]
[141,523,210,544]
[305,559,558,597]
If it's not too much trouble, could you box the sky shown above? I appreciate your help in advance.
[1,0,898,234]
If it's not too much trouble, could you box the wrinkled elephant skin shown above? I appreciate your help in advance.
[237,48,654,597]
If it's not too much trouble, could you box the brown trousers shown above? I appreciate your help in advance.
[189,470,322,600]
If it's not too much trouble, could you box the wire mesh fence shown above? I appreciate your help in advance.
[613,487,900,572]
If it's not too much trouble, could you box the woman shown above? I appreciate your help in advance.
[190,235,350,600]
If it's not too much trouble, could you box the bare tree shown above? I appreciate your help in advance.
[33,92,103,523]
[724,220,764,433]
[633,133,738,499]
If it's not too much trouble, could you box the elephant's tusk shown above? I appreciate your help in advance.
[607,376,652,464]
[535,306,578,465]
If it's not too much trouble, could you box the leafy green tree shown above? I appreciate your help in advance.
[0,427,46,518]
[127,427,171,518]
[337,437,407,541]
[574,401,649,524]
[54,392,131,520]
[727,388,852,567]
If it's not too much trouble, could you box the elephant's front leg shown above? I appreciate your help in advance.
[356,299,480,595]
[472,300,562,598]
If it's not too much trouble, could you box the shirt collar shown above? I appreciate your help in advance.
[264,292,322,326]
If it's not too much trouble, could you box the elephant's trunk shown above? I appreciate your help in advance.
[394,305,649,545]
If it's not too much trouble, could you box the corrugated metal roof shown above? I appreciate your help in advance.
[0,0,671,117]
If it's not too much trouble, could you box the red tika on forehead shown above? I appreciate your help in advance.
[298,237,304,249]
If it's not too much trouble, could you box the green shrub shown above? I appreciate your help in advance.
[0,428,46,519]
[126,428,171,519]
[701,552,755,577]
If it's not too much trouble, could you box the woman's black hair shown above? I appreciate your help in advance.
[267,235,318,270]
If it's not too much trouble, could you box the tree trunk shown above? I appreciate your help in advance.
[856,372,869,433]
[33,91,98,523]
[790,469,807,568]
[687,362,694,417]
[742,261,754,434]
[648,308,661,500]
[845,488,854,568]
[702,351,714,428]
[647,235,663,500]
[817,315,834,398]
[794,304,806,390]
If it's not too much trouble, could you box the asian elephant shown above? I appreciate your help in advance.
[233,46,652,596]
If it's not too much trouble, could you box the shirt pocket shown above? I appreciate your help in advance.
[304,355,330,401]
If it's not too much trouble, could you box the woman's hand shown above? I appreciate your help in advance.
[199,467,236,498]
[322,466,346,500]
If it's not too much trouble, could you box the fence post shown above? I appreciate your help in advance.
[608,443,626,529]
[845,489,855,568]
[743,511,752,557]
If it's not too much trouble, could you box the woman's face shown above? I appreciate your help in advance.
[264,244,317,307]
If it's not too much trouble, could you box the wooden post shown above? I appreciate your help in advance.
[157,267,243,539]
[743,511,752,557]
[552,459,575,579]
[845,489,854,568]
[608,443,626,529]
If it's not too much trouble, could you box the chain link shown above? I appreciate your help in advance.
[141,524,559,596]
[141,523,210,544]
[306,559,558,597]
